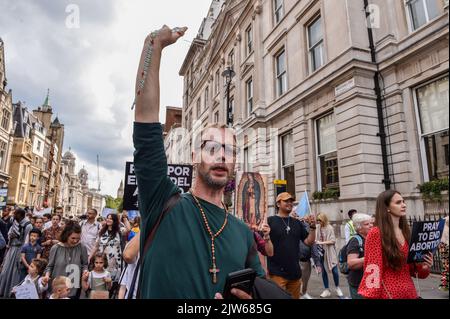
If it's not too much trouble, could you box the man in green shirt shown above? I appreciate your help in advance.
[133,25,264,299]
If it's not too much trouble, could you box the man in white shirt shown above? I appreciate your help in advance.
[80,208,101,259]
[344,209,357,244]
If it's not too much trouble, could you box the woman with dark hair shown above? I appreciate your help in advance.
[0,208,33,297]
[358,190,433,299]
[91,213,126,298]
[42,220,89,299]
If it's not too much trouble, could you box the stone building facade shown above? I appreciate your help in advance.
[180,0,449,222]
[0,38,14,189]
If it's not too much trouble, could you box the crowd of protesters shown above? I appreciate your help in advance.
[0,205,135,299]
[0,188,448,300]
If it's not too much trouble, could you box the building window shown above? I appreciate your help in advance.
[0,141,7,170]
[308,16,324,72]
[275,49,287,97]
[37,140,41,152]
[416,76,449,180]
[244,144,255,172]
[316,113,339,191]
[246,25,253,56]
[246,78,254,117]
[1,110,10,131]
[407,0,442,30]
[196,98,201,118]
[274,0,284,24]
[214,111,219,123]
[215,69,220,95]
[280,133,295,196]
[204,87,209,110]
[32,174,37,185]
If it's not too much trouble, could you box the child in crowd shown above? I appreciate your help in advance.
[49,276,71,299]
[11,258,48,299]
[20,228,43,281]
[82,253,112,299]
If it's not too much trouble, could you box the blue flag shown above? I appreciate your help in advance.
[296,191,310,218]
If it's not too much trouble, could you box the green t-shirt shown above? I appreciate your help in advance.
[133,122,264,299]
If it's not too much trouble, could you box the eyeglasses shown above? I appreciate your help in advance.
[201,140,238,157]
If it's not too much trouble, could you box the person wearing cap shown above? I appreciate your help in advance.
[267,192,316,299]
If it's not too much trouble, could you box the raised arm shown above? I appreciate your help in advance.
[132,26,187,251]
[134,25,187,123]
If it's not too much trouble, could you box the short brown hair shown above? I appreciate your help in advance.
[58,220,81,243]
[31,258,48,276]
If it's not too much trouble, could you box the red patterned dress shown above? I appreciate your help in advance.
[358,227,429,299]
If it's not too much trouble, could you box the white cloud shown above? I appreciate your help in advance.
[1,0,212,197]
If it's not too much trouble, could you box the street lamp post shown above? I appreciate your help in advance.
[222,66,235,127]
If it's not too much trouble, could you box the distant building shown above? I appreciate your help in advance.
[0,38,14,189]
[117,180,124,199]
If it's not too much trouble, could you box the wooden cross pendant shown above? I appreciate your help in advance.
[209,266,220,284]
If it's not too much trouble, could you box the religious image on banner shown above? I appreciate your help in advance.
[236,173,267,228]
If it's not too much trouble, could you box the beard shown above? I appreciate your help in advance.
[197,164,230,190]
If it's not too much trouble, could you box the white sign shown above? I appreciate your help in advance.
[14,282,39,299]
[335,78,355,96]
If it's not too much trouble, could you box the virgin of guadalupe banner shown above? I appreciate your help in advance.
[236,173,267,228]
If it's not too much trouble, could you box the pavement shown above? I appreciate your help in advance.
[300,238,449,299]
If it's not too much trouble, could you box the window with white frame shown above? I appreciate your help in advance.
[275,49,287,97]
[246,78,253,117]
[316,113,339,191]
[406,0,443,31]
[274,0,284,24]
[308,16,324,73]
[416,76,449,181]
[244,143,255,172]
[32,174,37,185]
[281,132,295,196]
[246,25,253,56]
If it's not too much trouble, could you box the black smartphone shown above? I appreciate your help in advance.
[222,268,256,299]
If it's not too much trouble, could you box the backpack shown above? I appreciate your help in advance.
[338,234,363,275]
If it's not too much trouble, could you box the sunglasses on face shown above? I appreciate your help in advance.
[201,140,238,157]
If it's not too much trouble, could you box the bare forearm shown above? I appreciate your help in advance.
[134,26,187,123]
[135,41,162,123]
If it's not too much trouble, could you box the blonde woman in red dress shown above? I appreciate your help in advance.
[359,190,433,299]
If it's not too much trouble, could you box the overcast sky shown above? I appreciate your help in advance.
[0,0,212,197]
